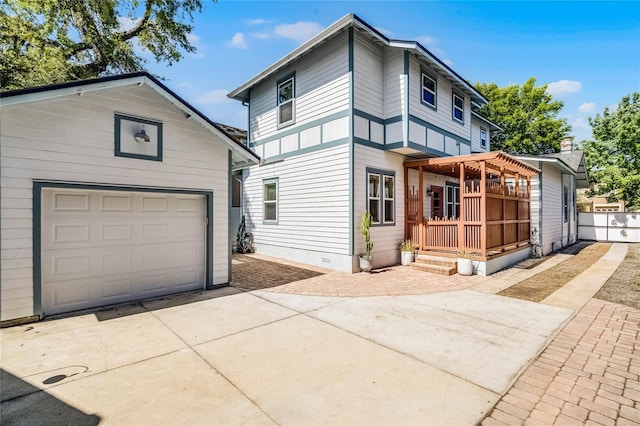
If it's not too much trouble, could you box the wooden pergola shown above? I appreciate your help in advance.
[403,151,540,259]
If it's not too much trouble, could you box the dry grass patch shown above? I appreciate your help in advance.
[498,243,611,302]
[595,243,640,309]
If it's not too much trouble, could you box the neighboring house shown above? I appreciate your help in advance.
[0,72,259,323]
[229,14,539,275]
[517,138,590,256]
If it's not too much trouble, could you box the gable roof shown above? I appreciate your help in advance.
[0,72,260,169]
[516,150,590,188]
[228,13,488,105]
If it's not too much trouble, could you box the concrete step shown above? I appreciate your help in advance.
[409,261,457,276]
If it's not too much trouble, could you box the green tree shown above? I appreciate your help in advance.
[583,92,640,210]
[474,78,571,155]
[1,0,205,89]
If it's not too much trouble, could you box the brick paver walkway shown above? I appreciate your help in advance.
[483,298,640,426]
[231,253,490,296]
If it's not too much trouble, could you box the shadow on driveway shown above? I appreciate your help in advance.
[231,254,325,291]
[1,369,101,426]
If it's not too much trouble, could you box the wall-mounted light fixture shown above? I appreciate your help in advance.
[134,126,151,143]
[426,186,435,197]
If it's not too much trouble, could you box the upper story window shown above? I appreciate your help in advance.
[480,128,487,149]
[367,169,395,225]
[421,72,437,108]
[452,92,464,124]
[277,75,295,127]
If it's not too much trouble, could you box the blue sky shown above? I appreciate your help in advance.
[142,1,640,143]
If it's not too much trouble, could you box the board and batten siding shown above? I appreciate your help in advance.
[1,87,230,321]
[353,30,384,118]
[249,32,349,144]
[242,144,352,271]
[354,144,405,269]
[408,56,471,142]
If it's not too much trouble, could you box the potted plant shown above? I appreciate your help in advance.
[359,211,374,272]
[457,247,473,276]
[399,239,415,266]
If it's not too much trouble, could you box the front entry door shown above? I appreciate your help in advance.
[431,186,443,219]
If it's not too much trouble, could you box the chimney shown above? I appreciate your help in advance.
[560,136,574,153]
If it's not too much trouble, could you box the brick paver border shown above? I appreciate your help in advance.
[483,298,640,425]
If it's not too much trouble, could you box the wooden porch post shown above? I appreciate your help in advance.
[418,165,424,250]
[458,162,465,254]
[404,165,409,241]
[480,161,487,256]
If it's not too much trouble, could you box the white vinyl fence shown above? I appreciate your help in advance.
[578,212,640,242]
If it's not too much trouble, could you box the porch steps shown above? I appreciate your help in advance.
[410,255,458,276]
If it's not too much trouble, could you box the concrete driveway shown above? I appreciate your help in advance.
[1,285,573,425]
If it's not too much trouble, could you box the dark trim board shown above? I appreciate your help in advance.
[32,180,215,318]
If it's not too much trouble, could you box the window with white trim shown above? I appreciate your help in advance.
[480,128,487,149]
[453,92,464,123]
[563,186,569,223]
[421,72,437,108]
[277,76,295,127]
[263,179,278,223]
[367,169,395,225]
[446,184,460,219]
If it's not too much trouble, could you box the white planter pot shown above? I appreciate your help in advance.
[359,255,373,273]
[400,251,414,266]
[457,258,473,276]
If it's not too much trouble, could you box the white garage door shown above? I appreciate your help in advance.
[41,188,206,315]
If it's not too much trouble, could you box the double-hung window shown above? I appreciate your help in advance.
[277,75,295,127]
[446,184,460,219]
[421,72,437,108]
[263,179,278,223]
[480,128,487,149]
[452,92,464,124]
[367,169,395,225]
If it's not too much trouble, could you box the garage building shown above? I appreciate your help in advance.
[1,72,259,322]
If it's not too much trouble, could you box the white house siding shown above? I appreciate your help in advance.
[249,32,349,144]
[0,87,230,321]
[354,31,384,118]
[408,57,471,142]
[541,165,563,255]
[384,48,405,121]
[242,144,352,271]
[562,173,576,245]
[407,169,451,219]
[354,144,405,270]
[470,118,490,153]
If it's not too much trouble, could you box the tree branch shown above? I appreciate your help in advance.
[118,0,153,41]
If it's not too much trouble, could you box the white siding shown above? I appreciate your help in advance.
[354,145,405,269]
[249,32,349,143]
[354,31,384,117]
[242,144,351,269]
[528,162,542,254]
[408,57,471,141]
[1,87,230,321]
[562,174,576,244]
[542,165,563,255]
[384,48,404,120]
[470,118,490,153]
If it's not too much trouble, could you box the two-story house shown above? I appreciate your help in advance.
[229,14,539,275]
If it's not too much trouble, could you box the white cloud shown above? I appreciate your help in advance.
[546,80,582,96]
[571,117,591,131]
[178,81,194,89]
[416,36,436,46]
[195,89,231,105]
[578,102,596,114]
[375,26,394,37]
[249,32,269,40]
[246,18,267,26]
[415,35,453,66]
[186,32,200,44]
[117,16,139,31]
[229,32,248,49]
[274,21,324,44]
